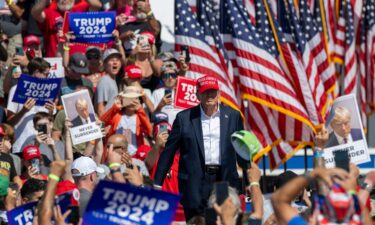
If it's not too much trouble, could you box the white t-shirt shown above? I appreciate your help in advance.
[151,87,183,125]
[117,114,137,156]
[7,85,50,153]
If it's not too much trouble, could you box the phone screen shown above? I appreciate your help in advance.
[37,124,47,134]
[15,46,24,56]
[158,124,168,134]
[180,45,190,62]
[67,206,80,225]
[164,89,172,97]
[334,150,350,172]
[204,208,217,225]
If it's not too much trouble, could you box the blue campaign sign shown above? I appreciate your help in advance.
[83,180,181,225]
[69,11,116,43]
[12,74,62,106]
[7,201,37,225]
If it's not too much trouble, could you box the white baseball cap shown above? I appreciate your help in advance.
[71,156,105,177]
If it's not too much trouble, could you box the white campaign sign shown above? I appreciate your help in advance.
[70,123,102,145]
[45,57,64,78]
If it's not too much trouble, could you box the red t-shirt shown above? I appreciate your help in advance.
[150,152,185,221]
[39,4,88,57]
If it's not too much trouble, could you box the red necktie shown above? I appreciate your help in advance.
[343,138,348,144]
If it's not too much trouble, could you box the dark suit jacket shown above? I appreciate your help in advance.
[71,113,96,127]
[154,104,244,209]
[325,128,363,148]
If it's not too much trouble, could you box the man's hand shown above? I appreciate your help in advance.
[314,125,328,149]
[124,165,144,186]
[247,162,261,183]
[44,100,55,115]
[53,205,71,225]
[36,132,48,145]
[116,13,127,26]
[112,29,120,42]
[310,167,349,187]
[121,152,132,167]
[50,160,67,177]
[178,53,188,72]
[155,132,169,149]
[121,30,135,41]
[64,118,73,132]
[22,98,36,112]
[157,94,172,109]
[13,55,29,67]
[213,197,237,225]
[107,144,122,165]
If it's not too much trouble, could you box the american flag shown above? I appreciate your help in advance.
[174,0,240,110]
[334,0,357,95]
[358,0,367,127]
[364,0,375,114]
[310,0,338,99]
[222,0,314,169]
[282,0,329,124]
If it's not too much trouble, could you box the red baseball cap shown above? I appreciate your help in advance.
[23,35,41,47]
[196,76,219,94]
[22,145,41,161]
[125,65,142,79]
[140,31,155,45]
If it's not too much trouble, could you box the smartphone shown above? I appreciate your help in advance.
[180,45,190,63]
[31,158,40,174]
[37,124,47,134]
[204,208,217,225]
[15,46,24,56]
[158,124,168,134]
[67,206,80,225]
[334,150,350,172]
[137,35,149,49]
[164,89,172,97]
[215,182,229,205]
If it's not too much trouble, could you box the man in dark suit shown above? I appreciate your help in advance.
[71,98,96,127]
[326,106,363,148]
[154,76,244,220]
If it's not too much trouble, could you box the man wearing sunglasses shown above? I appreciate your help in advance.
[151,61,183,125]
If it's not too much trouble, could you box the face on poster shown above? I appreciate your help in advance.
[323,94,369,167]
[61,90,102,145]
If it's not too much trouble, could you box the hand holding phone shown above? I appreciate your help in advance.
[37,124,48,134]
[334,150,350,172]
[67,206,80,225]
[180,45,190,63]
[15,46,24,56]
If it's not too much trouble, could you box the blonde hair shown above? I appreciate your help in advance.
[75,98,88,110]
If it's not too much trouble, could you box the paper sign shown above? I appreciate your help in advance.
[82,180,181,225]
[174,76,200,109]
[69,11,116,43]
[12,74,62,106]
[7,202,37,225]
[45,57,64,78]
[323,94,370,167]
[62,90,102,145]
[6,192,74,225]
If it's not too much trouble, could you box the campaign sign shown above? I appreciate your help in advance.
[61,90,102,145]
[174,76,200,109]
[7,201,37,225]
[82,180,181,225]
[6,192,76,225]
[12,74,62,106]
[45,57,64,78]
[323,94,370,167]
[69,11,116,43]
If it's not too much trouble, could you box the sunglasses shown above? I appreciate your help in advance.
[162,73,178,79]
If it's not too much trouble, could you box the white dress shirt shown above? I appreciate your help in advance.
[334,132,353,145]
[201,106,221,165]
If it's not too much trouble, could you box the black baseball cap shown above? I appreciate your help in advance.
[69,53,89,75]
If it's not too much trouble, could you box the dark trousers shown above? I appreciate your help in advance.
[184,167,222,222]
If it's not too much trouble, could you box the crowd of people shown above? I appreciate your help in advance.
[0,0,372,225]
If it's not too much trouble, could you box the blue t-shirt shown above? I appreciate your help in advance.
[288,216,308,225]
